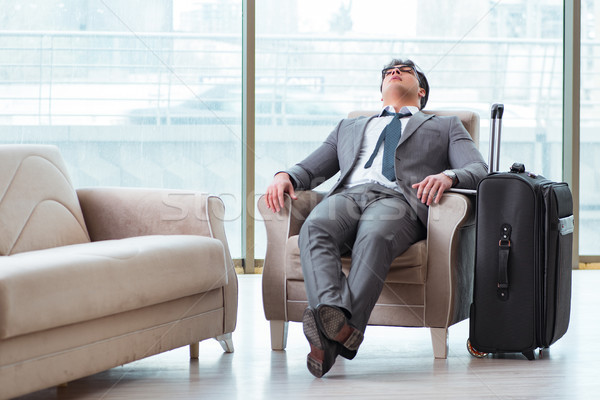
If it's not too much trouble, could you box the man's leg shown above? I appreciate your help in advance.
[298,190,361,314]
[298,184,425,376]
[347,189,426,332]
[298,190,365,377]
[312,187,425,361]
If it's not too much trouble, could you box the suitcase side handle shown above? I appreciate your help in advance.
[497,223,512,301]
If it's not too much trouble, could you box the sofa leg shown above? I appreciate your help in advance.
[189,343,199,359]
[430,327,449,359]
[215,333,234,353]
[270,320,289,350]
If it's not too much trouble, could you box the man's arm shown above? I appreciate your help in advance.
[264,119,346,212]
[412,116,487,206]
[285,120,345,191]
[446,116,488,187]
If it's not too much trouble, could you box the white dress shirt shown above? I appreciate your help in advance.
[344,105,419,191]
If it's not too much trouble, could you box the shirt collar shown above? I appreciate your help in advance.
[379,105,419,117]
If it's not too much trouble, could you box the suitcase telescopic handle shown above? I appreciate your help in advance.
[488,103,504,173]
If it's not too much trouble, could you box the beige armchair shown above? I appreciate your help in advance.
[258,109,480,359]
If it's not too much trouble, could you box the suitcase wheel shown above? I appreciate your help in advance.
[466,339,488,358]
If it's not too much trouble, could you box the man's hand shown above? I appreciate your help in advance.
[411,173,453,206]
[265,172,297,212]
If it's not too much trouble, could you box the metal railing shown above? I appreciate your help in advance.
[1,30,599,256]
[0,31,584,127]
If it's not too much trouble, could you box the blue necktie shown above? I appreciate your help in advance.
[364,110,411,181]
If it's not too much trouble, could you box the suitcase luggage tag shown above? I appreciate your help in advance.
[559,215,574,235]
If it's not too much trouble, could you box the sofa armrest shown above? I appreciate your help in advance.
[78,188,221,240]
[77,187,238,333]
[424,192,476,327]
[257,190,323,321]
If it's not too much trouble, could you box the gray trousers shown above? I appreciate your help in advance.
[298,183,426,332]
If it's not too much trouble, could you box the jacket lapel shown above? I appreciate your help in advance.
[352,115,375,158]
[327,115,375,196]
[398,111,434,146]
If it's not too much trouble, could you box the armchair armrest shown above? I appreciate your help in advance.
[449,188,477,195]
[424,192,476,327]
[257,190,324,321]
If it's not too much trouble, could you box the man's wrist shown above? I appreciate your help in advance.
[442,170,458,187]
[275,171,296,188]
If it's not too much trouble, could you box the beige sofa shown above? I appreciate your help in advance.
[0,145,238,399]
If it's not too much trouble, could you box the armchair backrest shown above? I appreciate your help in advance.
[347,109,480,147]
[0,145,90,255]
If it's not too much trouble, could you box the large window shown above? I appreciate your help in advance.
[254,0,564,258]
[0,0,244,256]
[3,1,595,262]
[580,0,600,255]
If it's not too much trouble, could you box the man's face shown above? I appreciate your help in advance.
[381,64,425,100]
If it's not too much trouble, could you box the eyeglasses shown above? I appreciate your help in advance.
[381,65,417,79]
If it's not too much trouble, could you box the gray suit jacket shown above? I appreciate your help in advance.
[286,111,488,225]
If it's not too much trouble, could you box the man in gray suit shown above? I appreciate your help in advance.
[265,58,487,377]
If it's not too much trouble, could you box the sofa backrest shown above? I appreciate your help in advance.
[0,145,90,255]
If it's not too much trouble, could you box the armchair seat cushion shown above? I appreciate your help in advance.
[285,235,428,284]
[0,234,227,340]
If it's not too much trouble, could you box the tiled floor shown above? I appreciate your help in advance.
[14,270,600,399]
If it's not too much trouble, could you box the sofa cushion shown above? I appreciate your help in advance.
[285,235,428,284]
[0,145,90,255]
[0,235,227,339]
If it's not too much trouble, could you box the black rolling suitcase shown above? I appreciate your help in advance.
[467,104,574,360]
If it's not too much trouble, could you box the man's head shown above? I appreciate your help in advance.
[380,59,429,109]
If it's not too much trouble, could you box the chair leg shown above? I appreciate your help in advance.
[189,343,199,359]
[215,333,234,353]
[430,327,449,359]
[270,320,289,350]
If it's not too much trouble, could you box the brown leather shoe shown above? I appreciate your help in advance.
[337,344,357,360]
[302,307,339,378]
[316,304,364,353]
